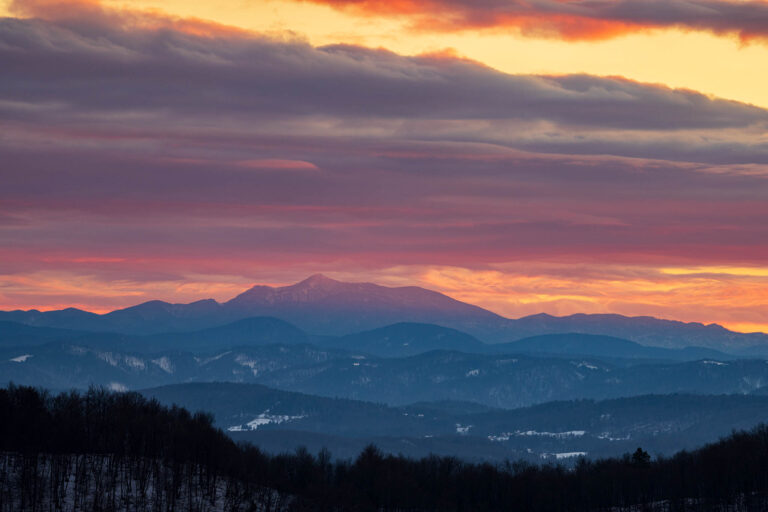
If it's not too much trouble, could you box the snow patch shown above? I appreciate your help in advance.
[124,356,145,370]
[573,361,598,370]
[108,382,128,392]
[519,430,585,438]
[598,432,630,441]
[198,351,232,365]
[234,354,259,376]
[227,411,306,432]
[538,451,587,460]
[455,423,472,434]
[151,356,174,374]
[488,430,586,442]
[553,452,587,460]
[742,376,764,391]
[98,352,119,366]
[9,354,32,363]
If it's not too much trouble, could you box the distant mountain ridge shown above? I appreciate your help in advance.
[0,316,309,353]
[507,313,768,351]
[7,335,768,409]
[493,333,737,362]
[326,322,486,357]
[2,273,767,350]
[140,382,768,462]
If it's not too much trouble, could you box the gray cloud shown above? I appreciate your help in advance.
[1,16,766,132]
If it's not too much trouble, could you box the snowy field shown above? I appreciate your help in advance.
[0,453,289,512]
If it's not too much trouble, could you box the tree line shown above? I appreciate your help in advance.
[2,384,768,511]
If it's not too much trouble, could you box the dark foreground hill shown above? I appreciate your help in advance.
[4,385,768,511]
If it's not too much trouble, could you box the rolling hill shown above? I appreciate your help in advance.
[324,322,486,357]
[494,333,737,361]
[140,382,768,462]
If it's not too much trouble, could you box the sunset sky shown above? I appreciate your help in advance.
[1,0,768,332]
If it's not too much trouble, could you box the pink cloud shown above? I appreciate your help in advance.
[236,159,320,171]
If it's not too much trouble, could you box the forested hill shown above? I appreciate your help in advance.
[3,385,768,511]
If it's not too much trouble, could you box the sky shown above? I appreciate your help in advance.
[1,0,768,332]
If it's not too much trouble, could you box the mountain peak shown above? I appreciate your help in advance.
[228,274,351,306]
[235,274,341,298]
[295,273,340,288]
[223,273,503,332]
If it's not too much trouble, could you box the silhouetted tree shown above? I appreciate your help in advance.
[4,384,768,511]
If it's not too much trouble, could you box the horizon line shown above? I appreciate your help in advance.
[2,273,764,336]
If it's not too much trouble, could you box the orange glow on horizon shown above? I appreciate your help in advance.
[2,264,767,334]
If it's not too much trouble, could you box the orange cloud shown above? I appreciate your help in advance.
[414,11,640,42]
[236,159,320,171]
[8,0,253,38]
[293,0,768,42]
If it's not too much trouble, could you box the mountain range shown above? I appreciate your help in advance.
[2,274,767,351]
[140,382,768,462]
[5,273,768,466]
[5,325,768,408]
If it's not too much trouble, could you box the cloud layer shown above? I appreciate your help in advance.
[295,0,768,42]
[2,10,767,132]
